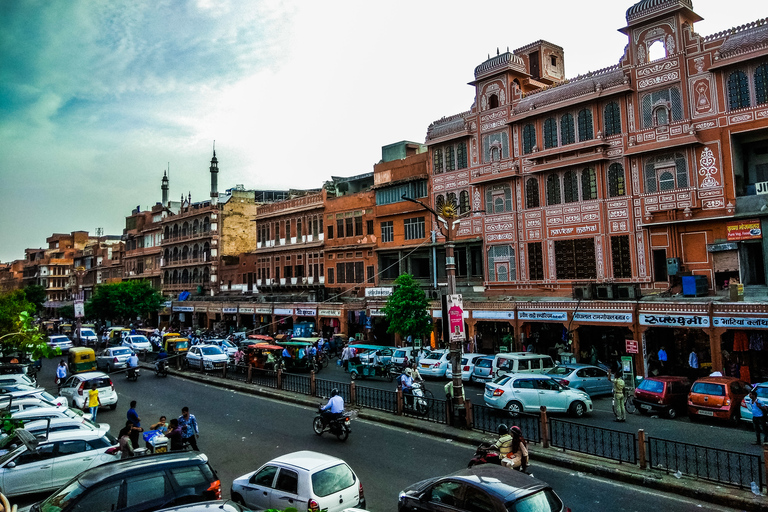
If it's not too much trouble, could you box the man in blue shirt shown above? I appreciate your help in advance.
[127,400,142,448]
[320,388,344,426]
[750,390,768,445]
[658,346,668,369]
[178,406,200,451]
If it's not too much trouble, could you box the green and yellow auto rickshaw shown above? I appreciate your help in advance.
[68,347,96,374]
[276,339,319,373]
[345,344,396,381]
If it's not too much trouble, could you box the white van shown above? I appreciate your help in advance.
[391,347,417,367]
[492,353,555,378]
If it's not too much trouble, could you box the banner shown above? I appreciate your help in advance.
[573,312,633,323]
[446,294,466,343]
[518,311,568,322]
[296,308,317,317]
[472,310,514,320]
[727,219,762,241]
[639,313,709,327]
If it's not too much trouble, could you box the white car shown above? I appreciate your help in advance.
[77,328,99,345]
[19,417,113,439]
[122,334,153,354]
[418,349,450,378]
[0,374,36,388]
[484,373,593,418]
[231,451,365,512]
[96,346,133,371]
[0,429,118,497]
[46,335,73,353]
[186,344,228,371]
[445,353,484,382]
[58,372,118,410]
[209,339,239,358]
[11,405,95,425]
[0,388,67,408]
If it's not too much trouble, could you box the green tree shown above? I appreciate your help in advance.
[381,274,433,344]
[23,284,47,313]
[0,291,57,360]
[87,281,164,324]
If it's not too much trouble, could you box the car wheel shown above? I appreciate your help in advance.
[570,401,586,418]
[505,401,523,417]
[231,493,246,507]
[110,403,117,410]
[665,407,677,419]
[313,417,324,435]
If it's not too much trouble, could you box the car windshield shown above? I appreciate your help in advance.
[81,330,96,337]
[507,489,563,512]
[493,375,512,385]
[757,386,768,399]
[637,379,665,393]
[39,391,58,402]
[222,341,236,348]
[201,346,223,355]
[547,366,573,376]
[130,336,149,344]
[311,463,356,497]
[476,359,492,368]
[691,382,725,396]
[112,348,132,356]
[88,377,112,389]
[38,479,88,512]
[66,408,84,419]
[424,352,442,361]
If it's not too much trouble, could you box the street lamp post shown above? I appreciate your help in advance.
[74,266,87,346]
[401,194,468,423]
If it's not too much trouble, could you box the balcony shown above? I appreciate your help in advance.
[162,256,212,269]
[163,281,210,292]
[162,229,217,244]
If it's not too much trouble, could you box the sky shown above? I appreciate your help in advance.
[0,0,760,262]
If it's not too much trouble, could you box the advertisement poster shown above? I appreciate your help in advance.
[726,219,762,241]
[447,294,466,343]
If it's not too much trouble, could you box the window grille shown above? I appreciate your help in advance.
[436,195,445,211]
[608,163,626,197]
[433,148,443,174]
[403,217,425,240]
[459,191,470,214]
[757,64,768,105]
[560,113,575,145]
[380,221,393,243]
[354,262,364,283]
[659,170,675,191]
[336,219,344,238]
[447,192,457,208]
[641,87,683,127]
[327,268,334,284]
[644,153,687,192]
[563,171,579,203]
[523,124,536,154]
[604,102,621,136]
[555,238,596,279]
[544,118,558,149]
[528,242,544,280]
[487,245,516,282]
[485,185,513,212]
[578,109,594,142]
[354,217,363,236]
[581,168,597,200]
[445,145,456,171]
[728,70,751,110]
[375,180,428,205]
[611,235,632,278]
[336,263,346,284]
[525,178,539,208]
[546,174,561,205]
[482,131,510,163]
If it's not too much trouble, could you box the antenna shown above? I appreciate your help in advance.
[95,227,104,237]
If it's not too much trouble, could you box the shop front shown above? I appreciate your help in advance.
[639,311,711,380]
[318,307,344,340]
[294,307,317,337]
[173,305,194,329]
[517,310,568,357]
[366,307,392,345]
[194,306,208,329]
[238,307,255,330]
[207,306,222,331]
[572,311,634,372]
[713,315,768,384]
[470,310,515,354]
[274,308,294,336]
[253,307,273,335]
[222,306,238,333]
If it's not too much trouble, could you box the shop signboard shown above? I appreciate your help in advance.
[223,308,238,314]
[712,316,768,328]
[254,307,272,315]
[625,339,639,354]
[318,309,341,317]
[369,309,385,317]
[173,306,194,312]
[573,312,633,323]
[472,310,514,320]
[639,313,709,327]
[239,307,255,314]
[365,287,393,298]
[274,308,293,316]
[518,311,568,322]
[726,219,762,241]
[296,308,317,317]
[447,294,466,343]
[163,301,173,308]
[194,306,208,313]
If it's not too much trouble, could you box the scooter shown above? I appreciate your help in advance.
[127,367,140,381]
[312,406,352,441]
[403,382,433,415]
[155,359,168,377]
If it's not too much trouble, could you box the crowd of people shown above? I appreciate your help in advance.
[117,402,201,459]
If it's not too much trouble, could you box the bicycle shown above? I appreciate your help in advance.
[611,391,637,419]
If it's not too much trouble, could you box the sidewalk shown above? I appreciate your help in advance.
[145,362,768,511]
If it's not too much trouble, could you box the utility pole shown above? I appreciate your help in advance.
[74,266,87,346]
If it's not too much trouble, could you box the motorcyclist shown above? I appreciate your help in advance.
[399,368,414,405]
[494,424,514,459]
[155,348,168,372]
[320,388,345,426]
[501,425,529,471]
[127,352,140,378]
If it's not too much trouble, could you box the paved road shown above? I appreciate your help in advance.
[20,359,743,512]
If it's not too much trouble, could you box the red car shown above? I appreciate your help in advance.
[688,376,751,425]
[633,376,691,419]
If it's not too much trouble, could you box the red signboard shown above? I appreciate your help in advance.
[625,339,639,354]
[726,219,762,241]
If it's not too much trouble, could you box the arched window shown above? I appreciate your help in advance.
[164,226,170,240]
[757,64,768,105]
[172,270,179,284]
[192,244,199,259]
[202,267,210,284]
[447,193,457,213]
[648,40,666,61]
[604,102,621,136]
[563,171,579,203]
[485,185,512,213]
[653,106,669,126]
[203,243,210,261]
[560,113,575,145]
[457,142,468,169]
[577,109,593,142]
[525,178,539,209]
[445,145,455,171]
[641,87,683,128]
[192,219,199,235]
[172,225,179,238]
[164,271,169,283]
[728,71,751,110]
[522,124,536,154]
[181,246,189,261]
[435,195,445,211]
[490,146,500,162]
[181,269,189,284]
[172,247,179,261]
[202,217,210,233]
[494,196,504,213]
[581,168,597,200]
[459,191,470,214]
[644,152,688,193]
[489,94,499,109]
[192,268,199,283]
[433,148,443,174]
[546,174,561,205]
[608,163,626,197]
[544,118,558,149]
[163,248,170,263]
[659,171,675,191]
[181,222,189,237]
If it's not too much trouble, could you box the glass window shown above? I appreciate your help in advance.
[433,148,443,174]
[487,245,515,282]
[15,444,54,465]
[56,440,86,456]
[522,124,536,154]
[275,469,299,494]
[311,463,356,497]
[659,171,675,191]
[581,168,597,200]
[528,242,544,280]
[250,465,278,487]
[404,217,425,240]
[336,219,344,238]
[70,481,121,512]
[546,174,561,205]
[459,191,470,214]
[611,235,632,279]
[457,142,468,169]
[578,109,593,142]
[375,180,428,205]
[381,221,393,243]
[428,481,462,507]
[336,263,346,284]
[756,64,768,106]
[464,487,494,512]
[728,70,751,110]
[604,102,621,136]
[563,171,579,203]
[485,185,512,213]
[513,379,535,389]
[482,131,510,163]
[560,113,575,145]
[354,217,363,236]
[345,218,353,238]
[555,238,597,280]
[126,473,168,508]
[608,163,626,197]
[544,118,558,149]
[445,145,456,171]
[641,87,683,128]
[508,489,563,512]
[525,179,539,209]
[327,268,334,284]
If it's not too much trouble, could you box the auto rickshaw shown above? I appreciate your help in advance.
[245,334,274,348]
[345,344,396,381]
[108,327,132,346]
[68,347,97,374]
[276,339,319,373]
[165,337,190,357]
[243,344,283,371]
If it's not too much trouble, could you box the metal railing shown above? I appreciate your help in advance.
[401,395,448,424]
[355,385,397,413]
[471,405,541,444]
[251,368,279,388]
[647,436,763,490]
[282,373,311,394]
[315,379,350,401]
[549,418,637,463]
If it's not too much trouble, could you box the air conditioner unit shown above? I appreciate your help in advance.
[667,257,682,276]
[595,285,615,300]
[616,284,641,300]
[572,285,593,300]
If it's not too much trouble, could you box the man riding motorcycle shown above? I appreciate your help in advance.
[127,352,140,379]
[155,348,168,372]
[320,388,345,426]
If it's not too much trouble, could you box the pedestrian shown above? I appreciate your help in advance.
[749,390,768,445]
[688,348,699,379]
[178,406,199,451]
[118,421,135,459]
[611,369,627,422]
[589,345,598,366]
[166,418,183,451]
[87,382,101,421]
[658,346,668,368]
[127,400,143,448]
[55,360,68,393]
[341,344,352,370]
[145,415,168,453]
[501,426,529,471]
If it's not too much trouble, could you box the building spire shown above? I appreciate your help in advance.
[210,141,219,205]
[161,168,169,206]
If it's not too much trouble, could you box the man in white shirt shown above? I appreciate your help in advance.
[321,388,345,426]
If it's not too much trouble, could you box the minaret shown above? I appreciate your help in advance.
[210,141,218,205]
[161,171,169,206]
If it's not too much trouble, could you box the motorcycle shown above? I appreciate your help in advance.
[155,359,168,377]
[312,406,353,441]
[468,441,502,468]
[127,367,140,381]
[403,382,433,415]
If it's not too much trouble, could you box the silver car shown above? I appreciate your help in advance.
[122,335,152,354]
[547,364,613,397]
[96,346,133,372]
[46,335,73,353]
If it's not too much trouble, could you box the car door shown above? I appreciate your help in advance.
[188,347,200,365]
[510,378,539,411]
[50,440,96,489]
[59,376,79,402]
[417,480,464,511]
[535,378,568,412]
[269,467,306,511]
[589,368,612,395]
[243,465,278,510]
[0,443,55,495]
[125,471,173,511]
[462,484,496,512]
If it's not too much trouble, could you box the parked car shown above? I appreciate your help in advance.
[397,464,567,512]
[419,349,450,378]
[547,363,613,397]
[493,353,555,378]
[0,387,68,408]
[122,334,153,354]
[186,345,229,370]
[11,405,97,426]
[58,371,118,410]
[77,328,99,345]
[29,451,221,512]
[0,428,118,497]
[47,335,73,353]
[470,356,494,384]
[358,347,393,366]
[209,339,239,358]
[633,376,691,418]
[96,346,133,371]
[0,373,37,388]
[741,381,768,424]
[0,395,65,413]
[155,501,248,512]
[391,347,417,367]
[688,376,751,425]
[19,417,113,439]
[484,373,593,417]
[231,450,365,512]
[446,353,485,382]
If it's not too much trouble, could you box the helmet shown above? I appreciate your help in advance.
[497,424,509,435]
[405,368,413,377]
[510,425,523,437]
[331,388,339,397]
